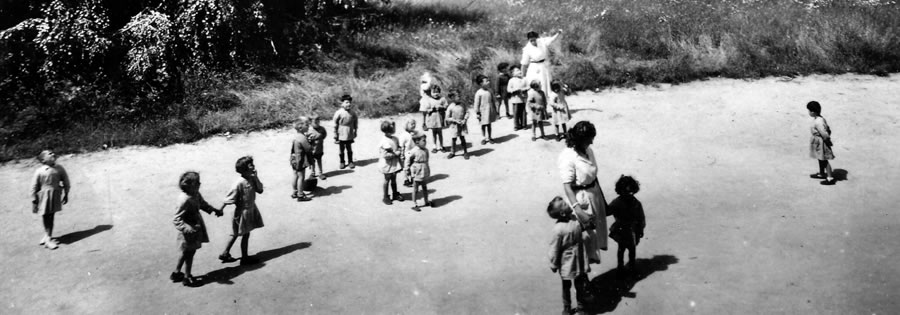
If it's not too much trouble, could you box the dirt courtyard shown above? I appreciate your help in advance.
[1,74,898,314]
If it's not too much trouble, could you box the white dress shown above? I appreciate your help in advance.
[558,147,608,263]
[521,33,559,95]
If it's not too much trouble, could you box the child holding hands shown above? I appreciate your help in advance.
[444,90,470,160]
[219,156,265,265]
[31,150,70,250]
[547,196,590,315]
[378,120,404,205]
[608,175,646,272]
[172,171,223,286]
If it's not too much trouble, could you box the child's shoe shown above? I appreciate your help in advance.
[809,173,826,179]
[431,148,438,153]
[481,139,488,145]
[411,205,421,212]
[39,235,49,246]
[170,271,185,282]
[531,136,537,142]
[392,194,405,202]
[290,191,299,199]
[488,139,495,144]
[447,153,455,159]
[296,194,312,202]
[383,197,392,205]
[318,173,327,180]
[556,135,563,142]
[348,162,356,169]
[463,153,470,160]
[45,239,59,250]
[219,253,238,263]
[339,163,347,169]
[403,178,413,187]
[562,305,572,315]
[820,178,836,185]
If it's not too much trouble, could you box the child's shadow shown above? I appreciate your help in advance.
[491,133,518,144]
[57,224,112,245]
[400,189,436,201]
[429,174,449,183]
[467,148,494,157]
[353,158,378,167]
[323,169,353,178]
[583,255,679,314]
[429,195,462,208]
[193,242,312,287]
[315,185,352,197]
[832,169,848,181]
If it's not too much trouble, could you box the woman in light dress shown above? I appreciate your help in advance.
[521,29,562,96]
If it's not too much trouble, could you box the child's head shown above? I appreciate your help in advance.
[380,120,395,135]
[404,118,417,133]
[615,175,640,195]
[447,90,459,103]
[295,116,311,132]
[413,133,427,148]
[235,155,255,175]
[511,65,523,77]
[37,150,57,166]
[546,196,571,220]
[430,85,442,99]
[806,101,821,117]
[340,94,353,109]
[475,74,489,88]
[551,81,562,93]
[179,171,201,194]
[529,80,541,91]
[497,62,509,73]
[310,114,321,127]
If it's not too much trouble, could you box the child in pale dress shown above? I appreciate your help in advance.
[608,175,645,272]
[307,114,328,180]
[549,81,571,142]
[406,134,432,211]
[547,196,590,315]
[31,150,70,250]
[507,65,528,130]
[399,119,423,187]
[474,74,498,144]
[291,117,313,201]
[444,90,470,160]
[378,120,404,205]
[807,101,837,185]
[527,80,548,141]
[424,85,447,153]
[419,72,434,126]
[172,171,223,286]
[333,95,358,169]
[218,156,265,265]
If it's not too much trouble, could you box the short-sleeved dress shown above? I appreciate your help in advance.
[549,220,588,280]
[378,135,403,174]
[407,146,430,183]
[399,130,422,164]
[333,108,358,143]
[549,90,570,125]
[474,88,498,125]
[174,192,217,251]
[558,147,608,263]
[608,194,645,247]
[809,116,834,160]
[424,97,447,130]
[291,132,312,171]
[527,88,548,121]
[445,102,469,137]
[224,177,265,236]
[31,164,69,215]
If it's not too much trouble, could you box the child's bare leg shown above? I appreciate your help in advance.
[316,158,324,177]
[222,234,238,256]
[412,182,419,205]
[555,124,561,136]
[562,123,568,134]
[531,120,538,138]
[175,252,187,272]
[486,124,492,141]
[460,136,468,154]
[432,129,440,149]
[241,234,250,258]
[292,171,300,197]
[183,249,196,276]
[450,138,457,154]
[422,183,430,205]
[42,213,54,238]
[561,279,573,311]
[823,160,833,179]
[382,174,391,201]
[390,174,400,198]
[437,131,444,150]
[539,123,545,137]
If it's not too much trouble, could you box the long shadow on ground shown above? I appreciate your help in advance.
[353,158,378,167]
[491,133,519,144]
[57,224,112,244]
[193,242,312,287]
[429,195,461,207]
[584,255,679,314]
[467,148,493,157]
[833,169,848,181]
[314,185,352,197]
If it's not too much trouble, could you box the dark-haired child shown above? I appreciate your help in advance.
[172,171,223,286]
[407,134,432,211]
[444,90,470,160]
[496,62,512,119]
[399,118,423,187]
[507,65,528,130]
[333,94,358,169]
[549,81,571,142]
[307,114,328,180]
[527,80,548,141]
[219,156,265,265]
[474,74,498,144]
[807,101,836,185]
[378,120,404,205]
[31,150,70,250]
[291,117,313,202]
[424,85,447,153]
[608,175,645,272]
[547,196,589,315]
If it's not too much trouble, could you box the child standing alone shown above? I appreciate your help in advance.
[608,175,646,272]
[378,120,404,205]
[474,74,498,144]
[31,150,70,250]
[333,94,358,169]
[219,156,265,265]
[807,101,836,185]
[444,90,470,160]
[406,133,432,211]
[547,196,590,315]
[172,171,223,286]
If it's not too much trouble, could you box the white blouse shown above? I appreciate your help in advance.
[558,147,598,186]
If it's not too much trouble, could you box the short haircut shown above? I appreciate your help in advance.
[615,175,640,195]
[527,31,538,39]
[806,101,821,114]
[546,196,566,219]
[380,120,395,133]
[475,74,488,84]
[510,65,521,72]
[565,121,597,150]
[341,94,353,102]
[235,155,254,174]
[529,80,541,90]
[37,150,53,163]
[179,171,200,193]
[497,62,510,71]
[405,118,417,132]
[550,81,562,92]
[412,133,427,142]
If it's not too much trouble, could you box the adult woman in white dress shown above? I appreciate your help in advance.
[521,29,562,96]
[558,121,608,265]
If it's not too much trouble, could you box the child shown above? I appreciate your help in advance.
[172,171,223,286]
[444,90,470,160]
[526,80,548,141]
[507,65,528,130]
[549,81,571,142]
[807,101,836,185]
[424,85,447,153]
[419,72,434,125]
[307,114,328,180]
[378,120,404,205]
[474,74,498,144]
[333,94,358,169]
[547,196,589,315]
[291,117,313,202]
[496,62,512,119]
[406,134,432,211]
[30,150,70,250]
[607,175,645,272]
[219,156,265,265]
[399,119,423,187]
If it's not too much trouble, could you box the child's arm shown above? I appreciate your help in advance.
[332,111,341,141]
[814,118,831,141]
[58,165,70,204]
[250,171,264,194]
[173,199,196,234]
[31,169,40,212]
[196,193,222,217]
[548,232,562,272]
[473,92,482,121]
[636,200,646,237]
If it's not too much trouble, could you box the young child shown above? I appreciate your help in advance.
[30,150,70,250]
[474,74,498,144]
[219,156,265,265]
[444,90,470,160]
[406,134,432,211]
[507,65,528,130]
[333,94,358,169]
[307,114,328,180]
[549,81,571,142]
[496,62,512,119]
[399,118,423,187]
[424,85,447,153]
[608,175,646,272]
[378,120,404,205]
[807,101,836,185]
[291,117,313,202]
[172,171,223,286]
[527,80,548,141]
[547,196,589,315]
